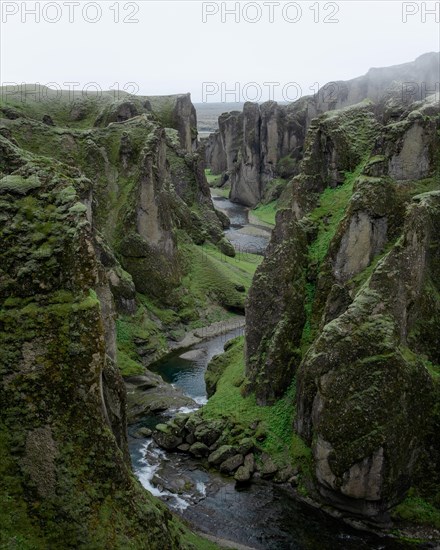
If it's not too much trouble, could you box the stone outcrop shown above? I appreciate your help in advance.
[296,190,439,517]
[0,85,198,152]
[245,209,307,404]
[0,89,231,320]
[244,88,440,520]
[0,135,200,547]
[206,52,439,207]
[150,411,261,482]
[0,89,224,548]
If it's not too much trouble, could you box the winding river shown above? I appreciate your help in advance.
[128,195,414,549]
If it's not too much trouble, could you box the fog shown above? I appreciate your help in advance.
[1,0,439,101]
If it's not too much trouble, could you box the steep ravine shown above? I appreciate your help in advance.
[1,60,439,548]
[206,52,439,207]
[128,203,416,549]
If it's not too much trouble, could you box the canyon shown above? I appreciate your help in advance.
[0,51,439,549]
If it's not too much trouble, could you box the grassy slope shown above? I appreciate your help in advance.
[251,178,291,226]
[251,201,277,226]
[202,339,311,484]
[299,165,362,351]
[116,243,262,376]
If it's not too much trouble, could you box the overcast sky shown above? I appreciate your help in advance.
[1,1,439,102]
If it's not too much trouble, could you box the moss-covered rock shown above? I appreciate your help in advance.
[245,208,307,404]
[296,191,440,518]
[243,91,440,525]
[0,135,211,548]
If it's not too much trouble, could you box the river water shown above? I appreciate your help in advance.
[211,193,271,255]
[128,196,415,549]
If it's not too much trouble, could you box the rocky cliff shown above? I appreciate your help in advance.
[206,52,439,206]
[0,89,223,548]
[245,90,440,521]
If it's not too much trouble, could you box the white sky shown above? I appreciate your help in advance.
[1,1,439,102]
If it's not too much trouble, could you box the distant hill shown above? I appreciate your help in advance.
[195,102,245,137]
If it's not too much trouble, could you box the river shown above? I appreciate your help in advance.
[128,195,415,549]
[211,192,271,255]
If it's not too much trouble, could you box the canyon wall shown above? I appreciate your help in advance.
[206,52,439,206]
[0,88,219,548]
[245,91,440,518]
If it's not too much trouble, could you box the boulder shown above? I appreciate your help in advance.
[260,453,278,479]
[220,454,244,474]
[152,424,183,451]
[234,454,255,483]
[237,438,254,456]
[194,421,223,447]
[208,445,236,466]
[133,427,152,439]
[234,465,252,483]
[189,442,210,457]
[244,453,255,473]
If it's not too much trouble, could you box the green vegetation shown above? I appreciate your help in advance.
[276,154,297,177]
[212,186,230,198]
[252,201,277,225]
[299,162,367,350]
[393,489,440,529]
[202,338,312,475]
[349,240,396,293]
[182,243,262,314]
[307,163,364,267]
[205,168,222,186]
[251,177,291,226]
[0,426,47,549]
[397,176,440,200]
[300,282,316,352]
[423,359,440,378]
[113,242,262,374]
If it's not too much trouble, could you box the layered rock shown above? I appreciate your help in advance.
[0,136,197,547]
[206,52,439,207]
[244,90,440,519]
[0,89,225,547]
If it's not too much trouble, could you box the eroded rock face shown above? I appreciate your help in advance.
[230,102,262,206]
[94,92,198,152]
[296,191,439,516]
[245,209,307,404]
[245,102,379,405]
[0,106,212,548]
[205,129,227,174]
[389,123,431,181]
[0,95,227,311]
[333,211,388,282]
[244,88,440,519]
[206,52,439,207]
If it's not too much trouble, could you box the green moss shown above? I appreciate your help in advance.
[252,201,277,226]
[116,349,144,377]
[349,240,396,293]
[300,282,316,352]
[0,174,41,194]
[115,310,167,375]
[393,488,440,529]
[0,426,47,549]
[202,339,312,472]
[276,154,297,177]
[204,168,222,187]
[0,88,231,549]
[307,164,363,266]
[181,242,262,314]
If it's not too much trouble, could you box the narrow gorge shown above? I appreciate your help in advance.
[0,51,439,549]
